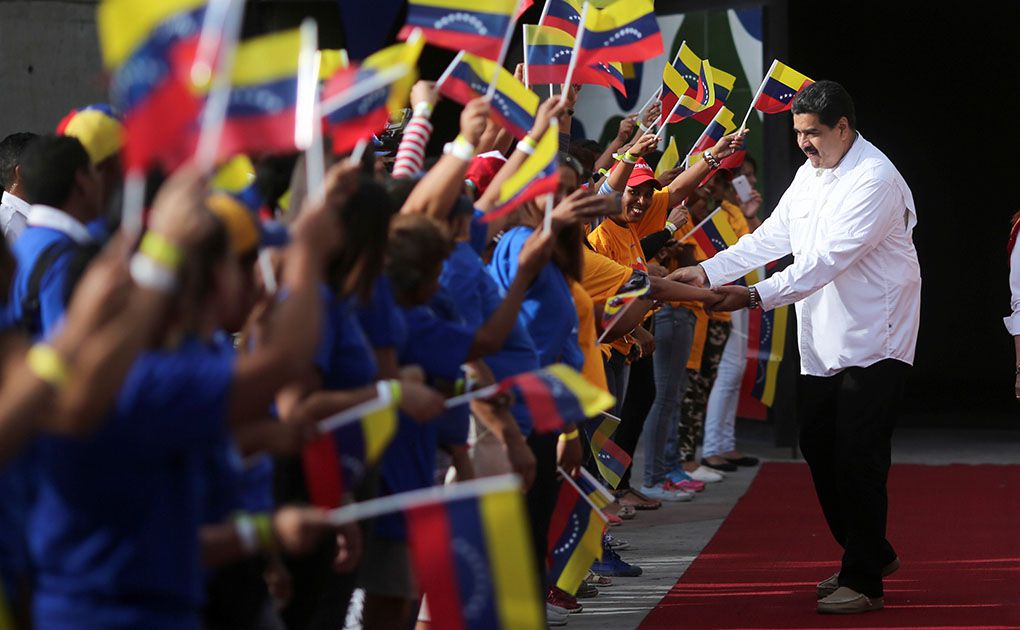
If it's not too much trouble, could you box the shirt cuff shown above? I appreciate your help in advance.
[1004,313,1020,336]
[700,260,722,288]
[752,277,781,312]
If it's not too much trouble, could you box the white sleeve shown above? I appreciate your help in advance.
[700,188,794,286]
[1004,241,1020,335]
[754,177,901,311]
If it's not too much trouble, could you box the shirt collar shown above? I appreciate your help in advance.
[830,132,864,180]
[1,191,30,216]
[26,205,93,244]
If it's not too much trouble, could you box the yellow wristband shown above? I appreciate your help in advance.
[26,344,70,390]
[252,513,275,552]
[139,231,183,270]
[558,429,580,442]
[522,135,538,150]
[388,380,403,407]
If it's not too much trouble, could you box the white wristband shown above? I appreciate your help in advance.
[665,221,678,235]
[443,134,475,162]
[413,102,434,118]
[234,514,258,555]
[130,253,177,292]
[516,140,536,156]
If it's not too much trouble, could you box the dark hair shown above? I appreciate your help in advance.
[329,176,396,301]
[0,132,39,190]
[558,152,584,180]
[385,214,452,300]
[742,154,757,173]
[19,135,90,207]
[791,80,856,129]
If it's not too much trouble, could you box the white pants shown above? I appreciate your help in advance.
[702,309,748,458]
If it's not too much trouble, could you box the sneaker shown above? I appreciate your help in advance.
[665,478,705,493]
[546,603,569,626]
[688,465,725,483]
[639,481,694,502]
[592,545,643,577]
[585,570,613,587]
[605,533,630,551]
[547,587,583,613]
[665,468,697,484]
[575,581,599,599]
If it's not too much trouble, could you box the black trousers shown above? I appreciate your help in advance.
[617,353,655,489]
[526,431,560,594]
[797,359,908,598]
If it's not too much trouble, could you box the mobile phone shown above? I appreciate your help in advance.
[731,174,754,203]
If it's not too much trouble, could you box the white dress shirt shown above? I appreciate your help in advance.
[26,205,93,244]
[1004,239,1020,335]
[700,134,921,377]
[0,190,31,243]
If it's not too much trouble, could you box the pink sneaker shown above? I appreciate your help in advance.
[667,478,706,493]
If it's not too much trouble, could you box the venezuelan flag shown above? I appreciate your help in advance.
[524,24,576,85]
[743,305,789,406]
[657,63,692,126]
[440,53,538,140]
[578,0,662,64]
[688,106,737,166]
[753,60,813,114]
[602,280,652,331]
[97,0,206,170]
[655,137,680,178]
[216,28,302,160]
[692,66,737,125]
[576,467,614,509]
[399,0,518,60]
[668,59,716,122]
[302,401,398,508]
[544,0,584,36]
[499,364,616,434]
[323,39,422,154]
[547,477,605,595]
[582,414,631,488]
[577,61,626,96]
[318,48,349,80]
[690,208,740,259]
[406,487,544,630]
[486,123,559,221]
[211,154,263,211]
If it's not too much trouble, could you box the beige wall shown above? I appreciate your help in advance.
[0,1,106,138]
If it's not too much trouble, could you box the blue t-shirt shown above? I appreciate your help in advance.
[8,225,79,337]
[469,210,490,256]
[315,286,379,390]
[442,241,540,435]
[355,275,406,351]
[30,338,234,630]
[487,226,584,370]
[376,305,474,540]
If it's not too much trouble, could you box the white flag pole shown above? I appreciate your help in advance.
[577,467,616,506]
[120,170,145,243]
[677,206,722,243]
[556,467,609,523]
[443,384,502,409]
[434,51,465,93]
[537,0,553,25]
[318,390,393,434]
[485,0,524,100]
[636,39,683,117]
[194,0,247,173]
[190,0,233,89]
[559,1,590,104]
[295,19,325,203]
[327,474,522,526]
[522,26,530,88]
[739,58,776,132]
[654,95,685,141]
[682,105,726,169]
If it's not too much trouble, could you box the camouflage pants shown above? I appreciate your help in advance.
[678,320,732,463]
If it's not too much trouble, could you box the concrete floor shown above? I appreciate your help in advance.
[566,422,1020,630]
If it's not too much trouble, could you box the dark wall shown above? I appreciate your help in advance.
[785,0,1020,420]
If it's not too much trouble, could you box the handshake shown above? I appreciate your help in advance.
[667,266,754,313]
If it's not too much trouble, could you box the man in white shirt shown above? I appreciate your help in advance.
[0,132,39,243]
[671,81,920,614]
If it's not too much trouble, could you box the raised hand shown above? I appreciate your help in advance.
[550,188,622,229]
[529,97,568,139]
[643,101,662,128]
[615,114,638,144]
[628,132,659,158]
[410,80,438,110]
[740,189,763,219]
[148,162,215,247]
[711,128,749,159]
[667,265,708,287]
[517,228,554,277]
[459,97,491,146]
[667,203,690,228]
[657,165,685,188]
[292,160,360,257]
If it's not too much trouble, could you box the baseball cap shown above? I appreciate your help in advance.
[625,158,661,189]
[465,151,507,197]
[55,104,124,165]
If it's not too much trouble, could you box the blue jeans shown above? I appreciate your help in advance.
[642,306,696,487]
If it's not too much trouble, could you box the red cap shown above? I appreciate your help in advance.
[625,158,661,189]
[465,151,507,196]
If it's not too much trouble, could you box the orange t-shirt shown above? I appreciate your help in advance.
[588,219,648,358]
[579,247,635,363]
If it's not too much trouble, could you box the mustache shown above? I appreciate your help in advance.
[803,147,819,155]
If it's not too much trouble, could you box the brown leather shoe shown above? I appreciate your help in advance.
[816,587,884,614]
[816,557,900,599]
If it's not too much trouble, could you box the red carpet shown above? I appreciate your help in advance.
[640,463,1020,629]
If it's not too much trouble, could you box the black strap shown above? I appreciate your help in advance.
[19,239,76,336]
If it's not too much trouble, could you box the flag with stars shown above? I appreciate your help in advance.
[524,24,626,95]
[496,364,616,434]
[582,413,631,489]
[398,0,518,60]
[97,0,207,171]
[577,0,663,65]
[406,484,545,630]
[439,52,539,140]
[660,42,700,124]
[692,65,737,125]
[547,473,606,596]
[544,0,584,36]
[302,396,398,508]
[685,207,739,259]
[742,305,789,406]
[664,57,716,124]
[752,59,813,115]
[486,121,559,222]
[214,28,303,160]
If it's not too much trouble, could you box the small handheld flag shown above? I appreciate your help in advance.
[399,0,518,60]
[577,0,663,65]
[438,52,539,140]
[692,66,736,125]
[582,412,631,488]
[485,121,560,222]
[544,0,584,36]
[523,24,625,95]
[655,136,680,178]
[681,207,740,259]
[740,59,813,129]
[547,468,607,595]
[742,305,789,406]
[497,363,616,433]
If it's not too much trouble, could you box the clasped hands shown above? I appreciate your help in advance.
[668,266,752,313]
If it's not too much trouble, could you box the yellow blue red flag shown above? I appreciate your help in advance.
[497,364,616,433]
[753,60,813,114]
[547,471,608,595]
[743,305,789,406]
[655,136,680,178]
[524,25,625,94]
[581,413,631,488]
[399,0,518,60]
[578,0,662,64]
[486,122,560,221]
[439,52,538,140]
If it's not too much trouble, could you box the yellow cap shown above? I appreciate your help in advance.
[207,193,260,256]
[55,105,124,165]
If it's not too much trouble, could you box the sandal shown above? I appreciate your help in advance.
[616,504,636,520]
[617,488,661,510]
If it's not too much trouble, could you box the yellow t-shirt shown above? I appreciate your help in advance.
[587,218,648,358]
[579,247,634,362]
